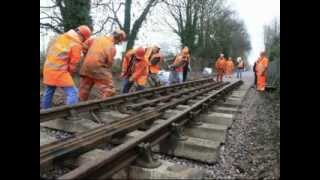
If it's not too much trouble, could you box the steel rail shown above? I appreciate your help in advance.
[40,81,223,168]
[40,78,214,122]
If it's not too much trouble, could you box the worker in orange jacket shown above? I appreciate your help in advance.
[168,48,189,85]
[255,51,269,91]
[121,47,149,93]
[79,29,126,101]
[145,43,164,87]
[41,25,92,109]
[225,57,234,78]
[215,53,227,82]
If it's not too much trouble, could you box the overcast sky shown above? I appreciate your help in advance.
[228,0,280,64]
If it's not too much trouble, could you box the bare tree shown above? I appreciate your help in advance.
[104,0,160,50]
[163,0,202,50]
[163,0,251,69]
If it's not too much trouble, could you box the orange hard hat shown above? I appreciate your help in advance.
[135,47,145,60]
[77,25,91,41]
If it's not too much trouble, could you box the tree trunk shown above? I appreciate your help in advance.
[124,0,132,35]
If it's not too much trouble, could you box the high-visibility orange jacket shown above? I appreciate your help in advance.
[256,57,269,76]
[225,60,234,75]
[121,49,135,77]
[122,49,149,86]
[145,47,164,74]
[43,30,83,87]
[80,36,116,80]
[215,57,226,71]
[172,54,188,72]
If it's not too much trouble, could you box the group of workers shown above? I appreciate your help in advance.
[40,24,269,109]
[41,25,191,109]
[215,53,245,82]
[214,51,269,92]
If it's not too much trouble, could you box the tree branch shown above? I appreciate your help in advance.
[105,1,124,29]
[131,0,158,34]
[40,5,58,9]
[93,17,113,35]
[163,17,179,34]
[40,23,63,34]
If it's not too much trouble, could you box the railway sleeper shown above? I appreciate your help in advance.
[41,80,242,178]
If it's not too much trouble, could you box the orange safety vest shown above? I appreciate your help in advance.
[122,49,149,86]
[43,30,83,87]
[215,58,226,71]
[80,36,116,79]
[256,57,269,76]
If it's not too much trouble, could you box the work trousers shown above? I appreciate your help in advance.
[183,66,189,82]
[256,74,267,91]
[41,85,78,109]
[79,76,116,101]
[236,68,243,79]
[216,69,224,82]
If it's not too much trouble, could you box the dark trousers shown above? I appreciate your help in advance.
[122,78,145,94]
[183,69,188,82]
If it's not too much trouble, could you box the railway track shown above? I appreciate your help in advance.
[40,78,245,179]
[40,78,213,122]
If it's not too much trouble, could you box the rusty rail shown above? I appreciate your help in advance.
[126,81,222,110]
[40,81,222,169]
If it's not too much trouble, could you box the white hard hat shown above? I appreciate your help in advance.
[237,57,242,61]
[152,43,161,49]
